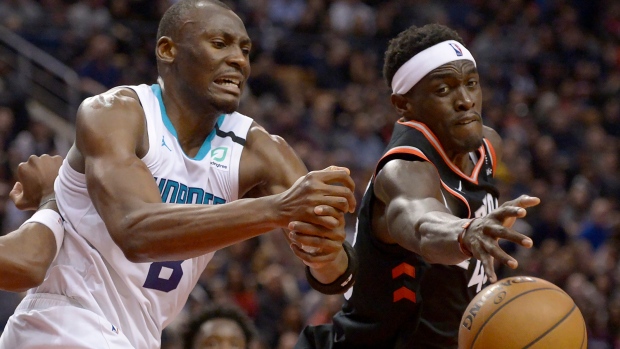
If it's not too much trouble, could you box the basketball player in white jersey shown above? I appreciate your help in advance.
[0,1,358,348]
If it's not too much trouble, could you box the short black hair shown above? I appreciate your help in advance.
[383,23,464,90]
[157,0,232,40]
[183,304,257,349]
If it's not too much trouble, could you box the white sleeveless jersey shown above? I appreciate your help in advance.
[32,84,253,348]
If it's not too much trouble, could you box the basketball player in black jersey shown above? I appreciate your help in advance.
[293,23,540,349]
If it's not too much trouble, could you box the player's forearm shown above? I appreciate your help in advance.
[415,211,471,265]
[111,195,282,262]
[0,224,56,292]
[388,201,468,265]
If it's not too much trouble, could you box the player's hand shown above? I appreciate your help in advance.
[460,195,540,283]
[287,215,346,270]
[10,154,63,210]
[274,166,356,230]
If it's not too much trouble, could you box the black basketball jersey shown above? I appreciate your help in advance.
[330,120,499,349]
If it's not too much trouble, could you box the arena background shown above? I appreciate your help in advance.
[0,0,619,348]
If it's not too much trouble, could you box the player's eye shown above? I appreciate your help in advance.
[436,86,449,95]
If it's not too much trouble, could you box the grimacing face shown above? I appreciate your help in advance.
[406,60,483,155]
[192,318,246,349]
[173,3,252,114]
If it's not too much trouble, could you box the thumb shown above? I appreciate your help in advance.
[515,195,541,208]
[9,182,23,203]
[324,166,350,175]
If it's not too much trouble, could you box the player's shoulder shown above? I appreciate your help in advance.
[245,120,290,152]
[78,86,142,117]
[482,126,500,147]
[482,126,502,161]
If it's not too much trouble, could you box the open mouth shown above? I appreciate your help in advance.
[214,77,241,89]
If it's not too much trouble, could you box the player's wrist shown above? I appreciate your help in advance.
[21,209,64,259]
[305,240,357,295]
[458,218,476,258]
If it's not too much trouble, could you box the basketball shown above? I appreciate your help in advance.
[458,276,587,349]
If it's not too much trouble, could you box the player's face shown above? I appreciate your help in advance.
[407,60,483,154]
[192,318,247,349]
[174,3,251,114]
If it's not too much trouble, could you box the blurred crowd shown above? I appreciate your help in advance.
[1,0,620,348]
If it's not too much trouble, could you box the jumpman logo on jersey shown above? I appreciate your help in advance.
[161,136,171,151]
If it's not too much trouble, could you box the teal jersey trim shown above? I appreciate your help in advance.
[150,84,225,161]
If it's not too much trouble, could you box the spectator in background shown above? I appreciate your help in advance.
[67,0,111,40]
[328,0,376,37]
[75,33,121,95]
[182,304,258,349]
[0,0,43,33]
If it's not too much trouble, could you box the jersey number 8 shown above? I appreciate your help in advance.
[143,261,184,292]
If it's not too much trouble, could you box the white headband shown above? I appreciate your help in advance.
[391,40,476,95]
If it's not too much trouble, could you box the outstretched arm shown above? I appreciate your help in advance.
[0,155,63,292]
[374,159,536,283]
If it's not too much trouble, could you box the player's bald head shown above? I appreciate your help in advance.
[156,0,232,40]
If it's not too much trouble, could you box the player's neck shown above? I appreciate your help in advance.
[159,84,220,156]
[451,151,475,176]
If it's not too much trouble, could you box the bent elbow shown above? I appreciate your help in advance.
[21,269,46,291]
[111,216,153,263]
[114,236,151,263]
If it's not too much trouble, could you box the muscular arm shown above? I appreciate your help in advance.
[374,160,468,265]
[73,89,353,263]
[240,123,353,284]
[375,146,536,282]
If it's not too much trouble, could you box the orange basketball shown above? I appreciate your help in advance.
[458,276,587,349]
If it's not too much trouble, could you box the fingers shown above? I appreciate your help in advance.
[479,254,497,284]
[502,195,541,209]
[317,189,355,214]
[9,182,26,209]
[289,235,342,269]
[464,215,534,283]
[308,169,357,213]
[312,168,355,189]
[9,182,22,201]
[288,222,345,242]
[323,166,350,175]
[490,202,538,229]
[483,224,533,248]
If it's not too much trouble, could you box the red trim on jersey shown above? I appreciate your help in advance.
[392,263,415,278]
[373,146,472,218]
[483,138,497,176]
[397,120,486,184]
[393,287,416,303]
[375,146,430,177]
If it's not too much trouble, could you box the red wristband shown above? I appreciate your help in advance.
[458,218,476,258]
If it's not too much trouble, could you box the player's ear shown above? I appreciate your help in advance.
[156,36,176,64]
[391,94,411,117]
